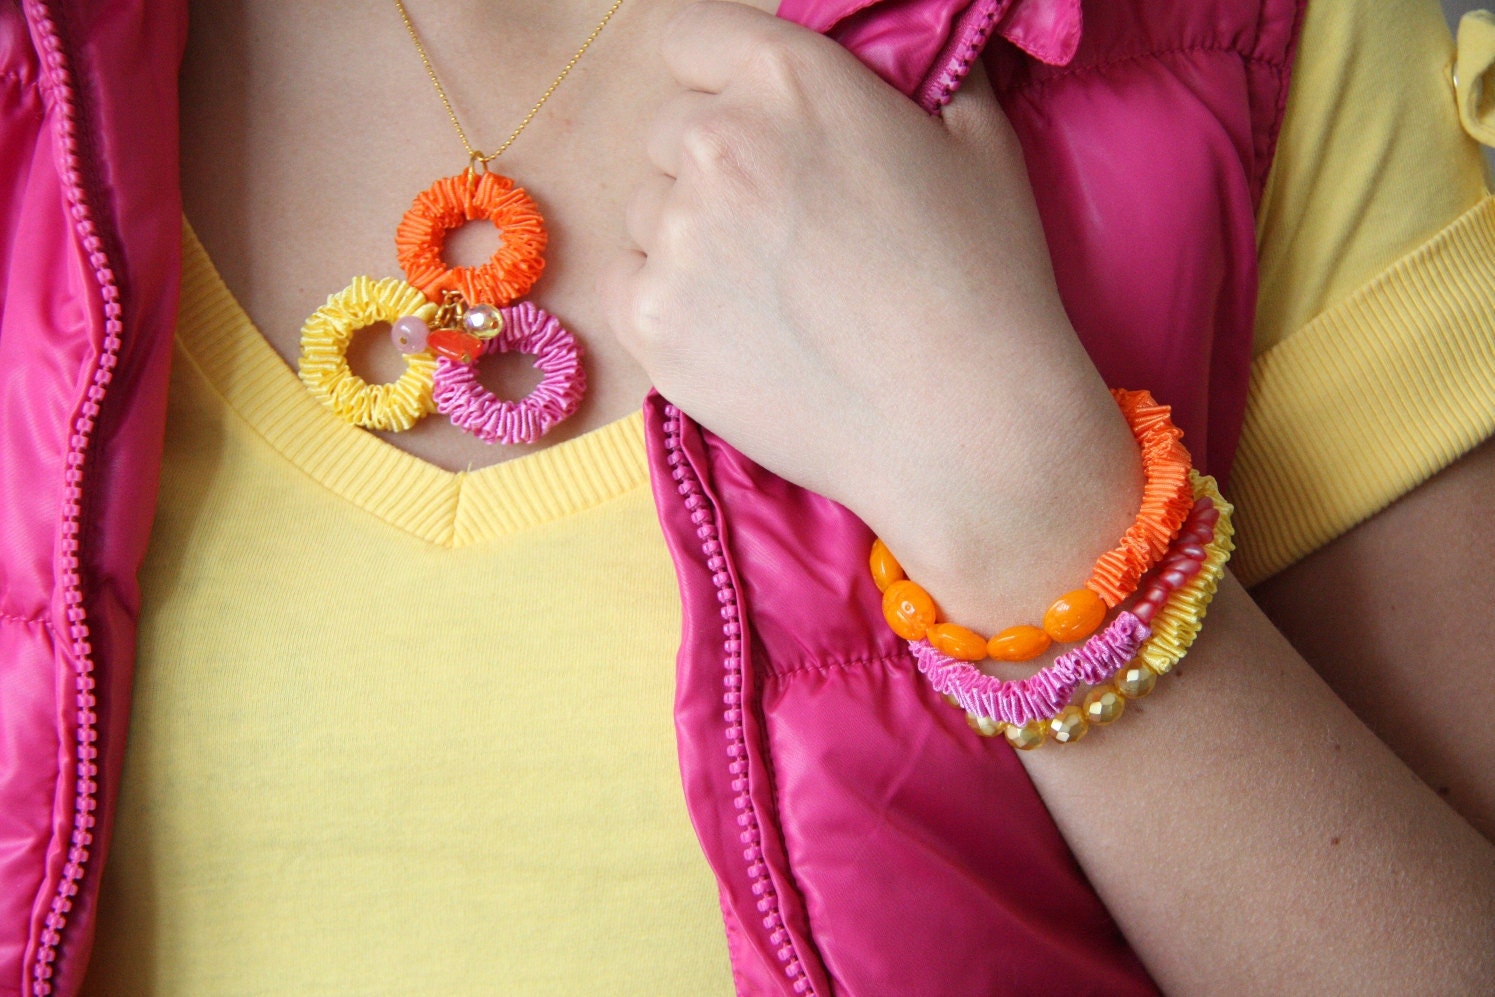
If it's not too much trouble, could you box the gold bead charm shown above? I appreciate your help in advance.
[965,713,1004,738]
[1114,662,1158,699]
[1049,706,1089,744]
[1005,721,1047,751]
[1083,688,1126,725]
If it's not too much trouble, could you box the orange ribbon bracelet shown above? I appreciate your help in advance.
[871,388,1194,663]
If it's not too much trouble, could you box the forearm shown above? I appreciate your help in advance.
[1017,572,1495,994]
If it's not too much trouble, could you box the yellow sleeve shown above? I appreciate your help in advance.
[1231,0,1495,585]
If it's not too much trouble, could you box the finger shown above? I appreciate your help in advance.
[661,0,796,93]
[596,248,650,354]
[645,90,715,177]
[625,174,676,252]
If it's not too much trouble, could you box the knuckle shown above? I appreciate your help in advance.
[681,118,739,173]
[749,37,813,98]
[662,1,715,59]
[667,2,709,34]
[623,275,676,352]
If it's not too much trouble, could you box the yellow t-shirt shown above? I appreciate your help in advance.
[84,1,1495,993]
[1237,0,1495,582]
[82,229,735,994]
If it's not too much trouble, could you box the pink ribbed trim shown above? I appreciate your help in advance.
[662,403,818,995]
[913,613,1151,727]
[27,1,115,992]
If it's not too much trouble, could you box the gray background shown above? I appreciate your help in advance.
[1443,0,1484,26]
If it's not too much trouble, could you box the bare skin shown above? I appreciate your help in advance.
[182,1,1495,991]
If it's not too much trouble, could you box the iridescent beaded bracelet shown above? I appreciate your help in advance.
[922,471,1234,749]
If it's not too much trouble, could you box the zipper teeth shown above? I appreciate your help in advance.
[27,2,119,993]
[917,1,1004,111]
[662,404,816,996]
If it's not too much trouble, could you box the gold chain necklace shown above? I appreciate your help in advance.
[393,0,627,171]
[294,2,624,444]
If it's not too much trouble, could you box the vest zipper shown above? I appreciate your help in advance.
[660,404,820,996]
[25,2,123,992]
[915,0,1005,111]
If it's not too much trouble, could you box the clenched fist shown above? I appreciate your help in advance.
[602,1,1139,629]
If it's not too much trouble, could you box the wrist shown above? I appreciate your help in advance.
[862,377,1145,634]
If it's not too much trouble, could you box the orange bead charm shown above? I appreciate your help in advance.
[882,580,937,641]
[987,625,1052,662]
[1043,588,1107,643]
[927,622,989,662]
[427,329,484,364]
[869,539,905,593]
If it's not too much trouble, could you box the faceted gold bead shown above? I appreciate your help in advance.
[1005,720,1046,751]
[965,712,1004,738]
[1083,688,1126,725]
[461,302,504,339]
[1114,662,1158,699]
[1048,706,1088,744]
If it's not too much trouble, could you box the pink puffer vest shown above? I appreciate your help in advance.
[0,0,1299,994]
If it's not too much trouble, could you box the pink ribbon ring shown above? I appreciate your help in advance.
[432,300,586,446]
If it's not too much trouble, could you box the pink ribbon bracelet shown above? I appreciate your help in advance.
[911,612,1152,728]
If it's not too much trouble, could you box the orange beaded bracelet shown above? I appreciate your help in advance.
[871,389,1194,662]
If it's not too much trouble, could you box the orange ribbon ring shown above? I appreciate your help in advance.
[395,170,547,307]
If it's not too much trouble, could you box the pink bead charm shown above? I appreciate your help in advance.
[1126,494,1216,623]
[390,315,430,354]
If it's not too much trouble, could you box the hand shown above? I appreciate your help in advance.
[602,1,1140,627]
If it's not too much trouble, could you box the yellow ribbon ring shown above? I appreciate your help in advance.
[298,276,440,431]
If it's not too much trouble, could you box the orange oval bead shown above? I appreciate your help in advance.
[868,539,905,593]
[882,580,937,641]
[928,622,989,661]
[1043,587,1107,643]
[987,625,1052,662]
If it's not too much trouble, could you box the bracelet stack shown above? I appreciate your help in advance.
[870,390,1235,749]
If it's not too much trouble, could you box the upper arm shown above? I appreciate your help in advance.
[1251,435,1495,839]
[1234,0,1495,838]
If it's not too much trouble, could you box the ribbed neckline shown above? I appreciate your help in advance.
[175,221,650,548]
